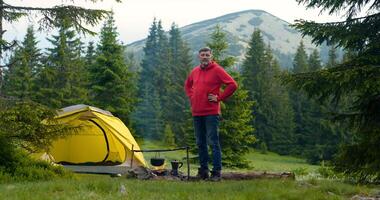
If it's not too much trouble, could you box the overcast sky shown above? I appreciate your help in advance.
[4,0,344,47]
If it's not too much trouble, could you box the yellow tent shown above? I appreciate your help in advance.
[48,104,146,168]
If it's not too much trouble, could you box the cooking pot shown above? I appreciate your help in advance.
[150,158,165,166]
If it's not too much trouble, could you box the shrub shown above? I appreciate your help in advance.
[0,148,72,182]
[292,167,309,176]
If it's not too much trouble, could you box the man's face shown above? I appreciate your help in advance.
[198,51,212,66]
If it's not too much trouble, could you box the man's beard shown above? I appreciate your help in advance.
[201,60,210,66]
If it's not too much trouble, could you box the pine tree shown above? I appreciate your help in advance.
[125,52,140,73]
[88,14,137,125]
[139,18,158,88]
[155,20,171,103]
[132,19,164,139]
[241,29,295,155]
[287,0,380,181]
[85,41,96,68]
[163,124,176,147]
[82,41,96,95]
[307,49,350,164]
[132,84,164,139]
[326,46,338,68]
[166,23,193,145]
[241,29,265,100]
[0,0,121,96]
[293,41,309,73]
[262,46,295,155]
[3,26,41,100]
[206,25,255,168]
[35,18,87,108]
[308,49,322,72]
[290,41,315,155]
[342,49,357,63]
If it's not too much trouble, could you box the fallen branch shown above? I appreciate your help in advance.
[221,171,295,180]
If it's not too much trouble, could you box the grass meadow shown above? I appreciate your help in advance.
[0,141,379,200]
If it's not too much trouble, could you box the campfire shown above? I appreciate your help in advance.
[127,146,295,181]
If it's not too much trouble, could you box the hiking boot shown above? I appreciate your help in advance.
[196,168,209,180]
[210,170,221,182]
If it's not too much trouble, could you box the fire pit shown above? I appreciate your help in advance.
[130,146,191,180]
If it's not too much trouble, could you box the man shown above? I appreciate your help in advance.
[184,47,238,181]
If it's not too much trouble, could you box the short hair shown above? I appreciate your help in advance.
[198,47,212,54]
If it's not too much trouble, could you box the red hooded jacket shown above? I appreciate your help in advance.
[184,61,238,116]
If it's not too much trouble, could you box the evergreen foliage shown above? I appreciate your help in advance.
[241,29,295,155]
[163,124,176,147]
[0,100,71,154]
[132,84,164,139]
[0,99,73,180]
[326,46,338,68]
[206,25,255,168]
[134,20,193,142]
[133,19,165,139]
[166,23,193,146]
[308,49,322,72]
[85,41,96,68]
[2,26,41,100]
[290,42,345,163]
[292,41,309,73]
[286,0,380,182]
[88,14,137,125]
[35,18,87,108]
[290,41,312,156]
[0,0,121,95]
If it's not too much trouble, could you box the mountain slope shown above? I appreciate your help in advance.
[126,9,331,69]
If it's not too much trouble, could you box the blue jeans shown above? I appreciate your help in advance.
[193,115,222,171]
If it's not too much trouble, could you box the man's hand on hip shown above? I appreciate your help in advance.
[208,94,218,103]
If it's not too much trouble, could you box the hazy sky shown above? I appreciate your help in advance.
[4,0,343,47]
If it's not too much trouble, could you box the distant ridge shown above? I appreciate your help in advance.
[127,9,332,69]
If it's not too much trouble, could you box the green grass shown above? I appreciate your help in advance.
[0,140,379,199]
[0,174,377,200]
[246,151,319,173]
[140,140,318,176]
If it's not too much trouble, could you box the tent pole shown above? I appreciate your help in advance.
[130,144,134,168]
[186,146,190,180]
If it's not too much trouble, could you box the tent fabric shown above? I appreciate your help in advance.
[48,104,146,167]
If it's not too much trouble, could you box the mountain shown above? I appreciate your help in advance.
[126,9,334,69]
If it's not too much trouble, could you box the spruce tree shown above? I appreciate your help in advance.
[290,41,315,155]
[132,19,164,139]
[206,25,255,167]
[88,14,136,125]
[3,26,41,100]
[241,29,295,155]
[163,124,176,147]
[85,41,96,68]
[308,49,322,72]
[132,84,164,139]
[262,46,295,155]
[166,23,193,145]
[241,29,265,100]
[292,41,309,73]
[307,49,350,164]
[0,0,122,96]
[326,46,338,68]
[155,20,171,102]
[286,0,380,181]
[35,18,87,108]
[342,49,357,63]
